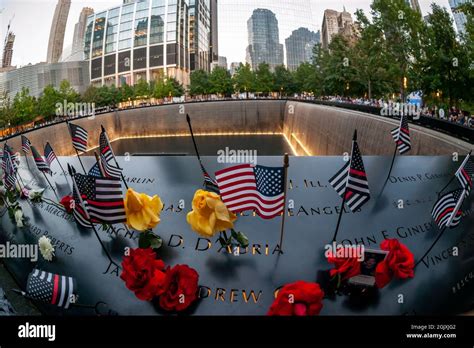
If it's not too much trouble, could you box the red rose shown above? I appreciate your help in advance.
[120,248,167,301]
[159,264,199,311]
[375,239,415,289]
[60,195,74,214]
[268,281,324,316]
[326,252,361,280]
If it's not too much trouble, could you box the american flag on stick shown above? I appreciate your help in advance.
[31,145,51,175]
[391,115,412,155]
[68,123,88,153]
[26,269,76,309]
[44,142,57,167]
[21,135,31,154]
[432,189,465,229]
[71,170,126,226]
[2,147,16,190]
[329,133,371,212]
[215,163,286,219]
[99,127,122,179]
[455,152,473,194]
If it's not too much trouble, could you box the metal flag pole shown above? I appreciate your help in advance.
[331,130,356,243]
[186,114,202,161]
[66,120,87,174]
[42,171,59,199]
[437,151,472,198]
[101,125,128,189]
[68,164,120,269]
[415,189,466,268]
[278,153,290,250]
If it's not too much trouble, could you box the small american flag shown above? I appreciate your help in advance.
[31,145,51,175]
[455,153,473,194]
[21,135,31,154]
[215,164,285,219]
[2,143,18,171]
[44,142,57,166]
[69,123,88,152]
[2,148,16,189]
[391,115,412,154]
[201,162,219,193]
[99,128,122,179]
[329,138,371,212]
[431,189,465,229]
[26,269,76,309]
[88,162,103,178]
[73,172,126,225]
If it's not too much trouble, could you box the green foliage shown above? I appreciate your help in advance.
[189,70,210,96]
[208,67,233,96]
[273,65,295,96]
[12,88,36,126]
[233,63,256,96]
[37,85,61,119]
[255,63,274,95]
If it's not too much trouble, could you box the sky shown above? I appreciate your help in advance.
[0,0,453,68]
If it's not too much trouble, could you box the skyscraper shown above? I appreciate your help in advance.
[285,28,320,71]
[189,0,213,72]
[405,0,421,13]
[47,0,71,63]
[72,7,94,56]
[246,9,284,71]
[2,32,15,69]
[321,8,356,50]
[449,0,469,36]
[209,0,218,64]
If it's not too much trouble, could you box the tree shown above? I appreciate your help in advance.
[189,70,210,96]
[233,63,255,97]
[81,85,98,104]
[164,78,184,98]
[352,10,395,99]
[37,85,61,120]
[415,4,471,106]
[12,88,36,126]
[58,79,80,103]
[120,83,134,102]
[321,35,357,96]
[0,92,14,130]
[255,63,274,95]
[134,79,151,98]
[369,0,424,101]
[273,65,295,96]
[208,67,233,96]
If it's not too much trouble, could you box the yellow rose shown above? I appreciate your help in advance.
[124,188,164,231]
[186,189,237,237]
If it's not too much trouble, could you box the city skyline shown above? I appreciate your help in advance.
[0,0,455,68]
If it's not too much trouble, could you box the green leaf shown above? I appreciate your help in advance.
[231,229,249,248]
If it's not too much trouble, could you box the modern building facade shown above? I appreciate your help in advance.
[84,0,191,87]
[0,61,90,99]
[321,8,357,50]
[405,0,421,13]
[229,62,240,76]
[189,0,212,72]
[72,7,94,57]
[285,27,320,71]
[246,8,284,71]
[47,0,71,63]
[449,0,469,36]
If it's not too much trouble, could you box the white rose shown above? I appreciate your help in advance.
[38,236,55,262]
[14,209,24,228]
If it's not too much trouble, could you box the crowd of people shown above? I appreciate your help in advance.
[1,94,473,141]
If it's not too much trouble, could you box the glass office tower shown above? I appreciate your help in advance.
[84,0,190,87]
